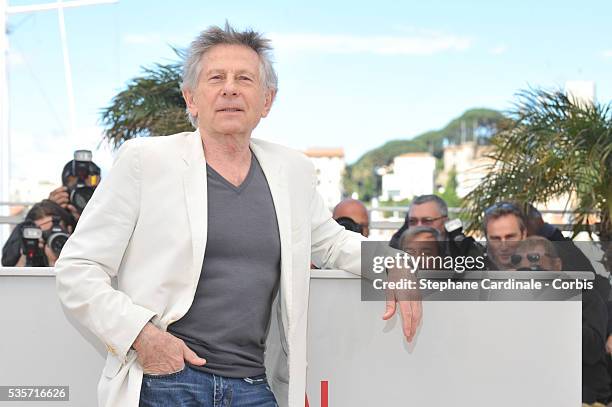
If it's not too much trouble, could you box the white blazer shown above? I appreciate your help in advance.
[55,131,364,407]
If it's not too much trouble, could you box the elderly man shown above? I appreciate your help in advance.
[332,198,370,237]
[399,226,442,259]
[55,24,420,407]
[390,195,484,260]
[390,195,448,250]
[483,202,527,270]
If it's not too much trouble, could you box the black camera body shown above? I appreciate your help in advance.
[21,221,48,267]
[42,216,70,256]
[62,150,101,214]
[444,218,485,259]
[335,216,363,235]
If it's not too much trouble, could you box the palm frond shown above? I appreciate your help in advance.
[462,87,612,240]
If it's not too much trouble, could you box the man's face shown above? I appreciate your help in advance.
[512,244,561,271]
[408,202,447,236]
[401,233,439,259]
[183,44,274,137]
[486,214,526,268]
[34,216,55,232]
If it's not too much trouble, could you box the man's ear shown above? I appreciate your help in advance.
[182,88,198,117]
[261,89,276,118]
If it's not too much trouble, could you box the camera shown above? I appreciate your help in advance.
[444,218,485,259]
[62,150,101,214]
[335,217,364,234]
[21,221,48,267]
[42,216,70,256]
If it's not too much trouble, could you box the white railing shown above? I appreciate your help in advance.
[0,267,583,406]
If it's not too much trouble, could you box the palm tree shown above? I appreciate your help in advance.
[463,88,612,241]
[100,59,192,149]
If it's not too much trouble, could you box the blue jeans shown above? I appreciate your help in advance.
[139,365,278,407]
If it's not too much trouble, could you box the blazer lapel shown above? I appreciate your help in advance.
[182,131,208,275]
[250,139,293,329]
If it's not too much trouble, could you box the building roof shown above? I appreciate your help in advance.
[304,147,345,158]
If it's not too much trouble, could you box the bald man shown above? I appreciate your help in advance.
[333,198,370,237]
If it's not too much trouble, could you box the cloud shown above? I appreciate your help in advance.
[602,50,612,58]
[489,44,508,55]
[269,32,472,56]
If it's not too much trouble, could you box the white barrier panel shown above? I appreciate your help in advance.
[305,270,581,406]
[0,268,581,406]
[0,269,105,406]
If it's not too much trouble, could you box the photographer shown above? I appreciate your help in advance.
[390,195,485,259]
[399,226,443,269]
[333,198,370,237]
[49,150,102,221]
[1,150,100,266]
[4,200,76,267]
[514,237,612,405]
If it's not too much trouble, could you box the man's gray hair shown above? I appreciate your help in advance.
[410,195,448,217]
[399,226,441,248]
[181,22,278,127]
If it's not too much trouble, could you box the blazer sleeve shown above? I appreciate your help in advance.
[55,139,156,363]
[308,169,366,275]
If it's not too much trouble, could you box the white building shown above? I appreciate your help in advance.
[441,142,494,198]
[380,153,436,201]
[304,147,345,209]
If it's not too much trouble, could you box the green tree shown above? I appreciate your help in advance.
[100,60,191,149]
[438,168,461,209]
[462,88,612,241]
[343,109,505,200]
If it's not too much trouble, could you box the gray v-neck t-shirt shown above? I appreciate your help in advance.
[168,154,281,378]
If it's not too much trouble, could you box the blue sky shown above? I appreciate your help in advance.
[6,0,612,183]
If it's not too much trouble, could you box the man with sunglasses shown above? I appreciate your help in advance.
[511,236,562,271]
[515,237,612,404]
[483,202,527,270]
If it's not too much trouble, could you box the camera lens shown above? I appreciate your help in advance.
[47,233,69,256]
[71,186,95,213]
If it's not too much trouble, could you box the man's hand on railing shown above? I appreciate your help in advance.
[381,267,422,343]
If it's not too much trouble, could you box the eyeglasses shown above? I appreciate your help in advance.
[485,202,520,215]
[510,252,551,266]
[408,216,445,226]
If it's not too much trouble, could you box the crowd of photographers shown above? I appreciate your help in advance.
[1,150,100,268]
[333,194,612,406]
